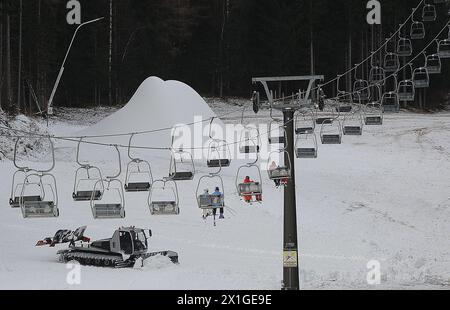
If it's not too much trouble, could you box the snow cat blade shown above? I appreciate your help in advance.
[143,250,179,264]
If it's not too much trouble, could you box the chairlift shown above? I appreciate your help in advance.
[295,110,316,135]
[268,120,286,144]
[315,103,337,125]
[335,74,353,112]
[239,125,260,154]
[168,148,195,181]
[397,80,416,102]
[397,38,413,57]
[364,84,383,125]
[206,118,231,168]
[422,4,437,22]
[11,137,60,218]
[413,67,430,88]
[72,138,104,201]
[9,170,43,208]
[148,179,180,215]
[236,156,263,203]
[384,53,400,72]
[425,53,442,74]
[353,79,370,102]
[343,109,364,136]
[369,66,386,85]
[295,132,318,159]
[411,21,426,40]
[320,119,342,145]
[267,150,292,182]
[124,134,153,192]
[438,39,450,58]
[196,167,225,226]
[91,146,125,219]
[382,91,400,113]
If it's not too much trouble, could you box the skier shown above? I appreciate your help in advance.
[269,161,281,188]
[201,189,213,219]
[211,187,224,219]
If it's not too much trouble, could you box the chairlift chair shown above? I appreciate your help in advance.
[295,110,316,135]
[148,179,180,215]
[239,125,261,154]
[353,79,371,102]
[397,38,413,57]
[91,146,126,219]
[425,54,442,74]
[364,104,384,125]
[196,170,225,225]
[320,119,343,145]
[20,173,59,218]
[369,66,386,85]
[315,104,337,125]
[236,161,263,203]
[397,80,416,102]
[207,139,231,168]
[413,67,430,88]
[9,170,43,208]
[11,137,60,218]
[382,92,400,113]
[384,53,400,72]
[268,121,286,145]
[410,21,426,40]
[267,150,292,181]
[72,138,104,201]
[343,109,364,136]
[168,148,195,181]
[438,39,450,58]
[422,4,437,22]
[295,132,318,159]
[124,134,153,192]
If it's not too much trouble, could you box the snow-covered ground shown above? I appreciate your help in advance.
[0,102,449,290]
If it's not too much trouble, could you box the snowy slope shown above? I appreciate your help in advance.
[0,104,449,290]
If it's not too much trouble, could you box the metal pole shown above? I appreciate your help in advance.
[46,17,104,115]
[282,109,299,290]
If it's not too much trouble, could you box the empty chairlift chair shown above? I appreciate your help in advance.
[9,170,42,208]
[11,137,60,218]
[239,125,261,154]
[168,148,195,181]
[353,79,371,102]
[425,54,442,74]
[295,110,316,135]
[397,80,415,102]
[295,131,318,158]
[343,110,364,135]
[20,173,59,218]
[422,4,437,22]
[364,103,384,125]
[207,139,231,168]
[369,66,386,86]
[397,38,413,57]
[438,39,450,58]
[413,67,430,88]
[320,119,343,145]
[384,53,400,72]
[91,146,126,219]
[268,121,286,145]
[148,179,180,215]
[382,92,400,113]
[72,138,104,201]
[124,134,153,192]
[410,21,426,40]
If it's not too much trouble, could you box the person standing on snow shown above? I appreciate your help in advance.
[211,187,224,219]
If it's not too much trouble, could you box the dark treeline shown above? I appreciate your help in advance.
[0,0,449,114]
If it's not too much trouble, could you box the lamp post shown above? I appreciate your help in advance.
[46,17,104,116]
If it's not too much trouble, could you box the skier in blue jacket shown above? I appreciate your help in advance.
[211,187,224,219]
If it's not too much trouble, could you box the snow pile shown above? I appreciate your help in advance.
[0,112,50,161]
[78,77,223,150]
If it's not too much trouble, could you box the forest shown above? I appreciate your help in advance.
[0,0,449,114]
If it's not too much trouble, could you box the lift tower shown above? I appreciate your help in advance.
[252,75,324,290]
